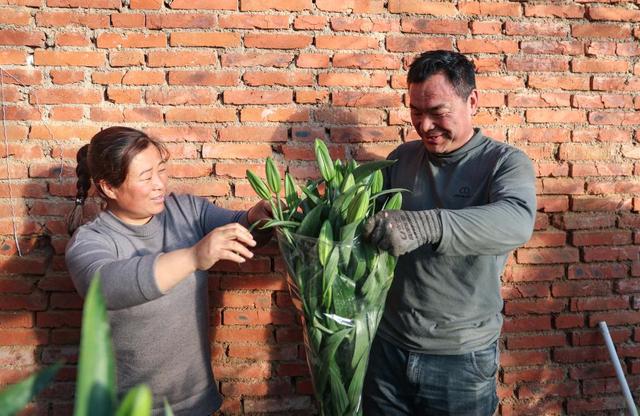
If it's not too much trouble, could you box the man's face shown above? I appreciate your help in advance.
[408,72,478,155]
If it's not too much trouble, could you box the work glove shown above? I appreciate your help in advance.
[363,209,442,256]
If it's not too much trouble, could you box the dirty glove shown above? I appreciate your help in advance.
[363,210,442,256]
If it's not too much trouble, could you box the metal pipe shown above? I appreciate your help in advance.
[598,321,638,416]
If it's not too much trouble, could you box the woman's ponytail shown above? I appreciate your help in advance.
[65,144,91,236]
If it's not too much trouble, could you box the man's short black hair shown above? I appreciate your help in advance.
[407,50,476,99]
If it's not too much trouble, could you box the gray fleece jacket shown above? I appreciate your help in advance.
[379,129,536,354]
[65,193,245,415]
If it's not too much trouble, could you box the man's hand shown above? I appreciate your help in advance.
[363,210,442,256]
[247,200,274,229]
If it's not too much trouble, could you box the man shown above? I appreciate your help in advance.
[362,50,536,415]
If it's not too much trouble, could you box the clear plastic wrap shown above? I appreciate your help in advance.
[277,229,397,416]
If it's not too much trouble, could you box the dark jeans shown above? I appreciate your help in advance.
[363,336,499,416]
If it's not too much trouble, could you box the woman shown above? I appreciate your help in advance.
[65,126,272,415]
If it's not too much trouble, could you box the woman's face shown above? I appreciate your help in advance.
[102,145,168,225]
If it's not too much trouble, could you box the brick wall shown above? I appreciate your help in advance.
[0,0,639,414]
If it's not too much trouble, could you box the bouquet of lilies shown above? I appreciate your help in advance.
[246,140,403,416]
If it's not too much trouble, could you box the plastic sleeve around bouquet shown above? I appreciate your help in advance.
[276,228,397,416]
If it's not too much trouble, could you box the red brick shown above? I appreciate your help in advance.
[122,70,164,85]
[221,52,293,68]
[555,314,585,329]
[202,143,272,160]
[588,6,640,22]
[295,90,328,104]
[97,32,166,48]
[130,0,162,9]
[0,9,31,25]
[388,0,456,15]
[223,90,292,105]
[458,39,518,54]
[592,77,640,92]
[476,75,524,90]
[589,111,640,126]
[332,91,401,107]
[146,13,217,29]
[34,50,104,67]
[218,127,288,142]
[509,127,570,143]
[170,0,235,9]
[243,71,313,87]
[0,329,48,345]
[505,21,569,37]
[147,50,216,67]
[289,15,324,30]
[507,93,570,108]
[520,40,583,55]
[525,4,585,18]
[168,70,239,86]
[526,109,585,124]
[504,298,567,315]
[241,107,309,122]
[553,280,612,298]
[218,14,289,29]
[402,18,468,34]
[91,71,124,85]
[500,350,548,367]
[316,34,378,50]
[470,20,501,35]
[49,70,84,85]
[586,40,616,56]
[107,87,142,104]
[332,16,399,32]
[318,72,386,88]
[47,0,120,7]
[145,88,214,105]
[517,247,579,264]
[583,245,638,262]
[528,74,590,90]
[572,58,628,73]
[0,49,27,65]
[35,11,109,28]
[386,36,452,52]
[506,56,569,72]
[170,32,240,47]
[165,107,236,123]
[30,88,101,105]
[0,29,44,47]
[572,23,631,39]
[244,33,311,49]
[315,0,384,13]
[333,53,400,69]
[107,50,144,67]
[518,381,579,399]
[169,181,229,197]
[111,13,145,28]
[507,333,566,349]
[502,367,565,384]
[296,53,330,68]
[330,127,399,142]
[241,0,310,11]
[458,1,521,17]
[571,296,631,312]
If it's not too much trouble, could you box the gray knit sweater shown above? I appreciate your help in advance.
[65,193,245,415]
[379,129,537,354]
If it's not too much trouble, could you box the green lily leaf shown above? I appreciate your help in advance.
[74,276,117,416]
[115,384,152,416]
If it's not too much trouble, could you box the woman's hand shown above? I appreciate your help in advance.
[191,223,256,270]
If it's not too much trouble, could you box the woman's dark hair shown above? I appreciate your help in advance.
[66,126,168,235]
[407,50,477,99]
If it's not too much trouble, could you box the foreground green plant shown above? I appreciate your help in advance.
[247,140,404,416]
[0,277,173,416]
